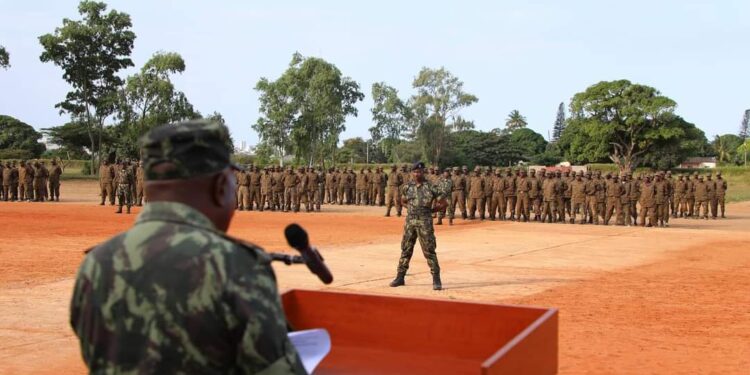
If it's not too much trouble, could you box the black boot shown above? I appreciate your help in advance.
[436,217,443,225]
[389,272,405,287]
[432,273,442,291]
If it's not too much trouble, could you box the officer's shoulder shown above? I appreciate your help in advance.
[219,234,269,261]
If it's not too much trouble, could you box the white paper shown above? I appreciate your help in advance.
[288,328,331,374]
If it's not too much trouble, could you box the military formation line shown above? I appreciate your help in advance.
[0,160,63,202]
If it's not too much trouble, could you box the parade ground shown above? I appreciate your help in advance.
[0,180,748,374]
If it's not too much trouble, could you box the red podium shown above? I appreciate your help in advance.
[282,289,558,374]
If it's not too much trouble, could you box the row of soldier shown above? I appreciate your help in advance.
[421,166,728,227]
[0,160,63,202]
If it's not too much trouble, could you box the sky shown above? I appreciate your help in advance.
[1,0,748,148]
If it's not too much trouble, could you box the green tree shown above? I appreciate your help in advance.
[566,80,678,172]
[410,67,478,164]
[640,117,708,170]
[39,0,135,174]
[369,82,411,159]
[504,109,528,133]
[43,119,110,159]
[737,139,750,166]
[254,53,364,166]
[0,115,46,157]
[712,134,743,164]
[551,102,565,142]
[0,45,9,69]
[739,109,749,140]
[509,128,547,161]
[440,130,523,168]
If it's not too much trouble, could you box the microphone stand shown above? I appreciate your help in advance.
[269,252,306,265]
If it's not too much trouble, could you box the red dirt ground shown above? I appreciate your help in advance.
[0,180,748,374]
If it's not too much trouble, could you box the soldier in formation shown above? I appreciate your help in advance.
[0,159,64,202]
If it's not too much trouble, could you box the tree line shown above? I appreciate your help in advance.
[2,1,750,173]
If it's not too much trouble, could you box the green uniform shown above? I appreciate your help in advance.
[396,180,444,275]
[71,202,305,374]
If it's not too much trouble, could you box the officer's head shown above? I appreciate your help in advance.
[412,161,426,181]
[140,120,241,232]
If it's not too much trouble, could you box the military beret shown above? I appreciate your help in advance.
[139,120,241,181]
[413,161,425,170]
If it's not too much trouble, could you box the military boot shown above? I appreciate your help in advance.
[389,272,405,287]
[385,207,391,217]
[449,218,453,226]
[115,206,122,214]
[432,273,442,291]
[436,217,443,225]
[126,206,131,214]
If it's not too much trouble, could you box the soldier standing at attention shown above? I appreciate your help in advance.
[272,166,284,210]
[541,171,558,223]
[248,166,261,211]
[654,172,669,227]
[468,166,485,220]
[603,173,621,226]
[562,170,573,219]
[10,161,19,201]
[2,161,11,201]
[674,174,687,217]
[450,167,467,220]
[528,169,541,222]
[489,168,505,221]
[355,168,367,206]
[706,173,718,219]
[638,175,657,227]
[306,167,318,212]
[503,169,517,221]
[437,168,453,225]
[715,171,728,218]
[32,161,47,201]
[385,165,403,217]
[628,172,640,223]
[569,171,586,224]
[619,174,633,226]
[283,167,298,212]
[584,171,598,224]
[515,170,531,222]
[98,160,114,206]
[375,167,387,206]
[325,167,335,204]
[337,167,348,205]
[236,168,250,211]
[687,173,697,217]
[259,167,272,211]
[693,174,709,220]
[389,162,447,290]
[71,121,305,374]
[48,159,63,202]
[115,160,134,214]
[134,161,145,206]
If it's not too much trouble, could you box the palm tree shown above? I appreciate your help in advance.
[712,135,731,163]
[505,110,527,133]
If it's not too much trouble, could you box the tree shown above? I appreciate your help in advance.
[410,67,478,164]
[369,82,411,158]
[712,134,743,164]
[39,0,135,174]
[440,130,523,168]
[114,51,198,157]
[639,117,709,170]
[737,139,750,166]
[254,53,364,166]
[504,110,527,133]
[0,115,46,157]
[43,119,111,159]
[740,109,750,140]
[552,102,565,142]
[0,45,9,69]
[566,80,678,172]
[509,128,547,161]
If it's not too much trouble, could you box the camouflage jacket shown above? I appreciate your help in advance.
[70,202,306,375]
[400,180,445,217]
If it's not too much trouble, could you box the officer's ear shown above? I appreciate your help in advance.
[212,168,235,208]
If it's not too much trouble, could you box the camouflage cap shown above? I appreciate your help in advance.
[412,161,426,170]
[139,120,241,181]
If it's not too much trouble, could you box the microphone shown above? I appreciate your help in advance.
[284,223,333,284]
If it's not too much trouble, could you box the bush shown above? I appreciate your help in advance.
[81,160,92,175]
[0,149,35,160]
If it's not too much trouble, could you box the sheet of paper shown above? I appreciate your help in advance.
[288,328,331,374]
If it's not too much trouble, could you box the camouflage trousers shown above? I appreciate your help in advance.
[397,215,440,275]
[117,184,132,208]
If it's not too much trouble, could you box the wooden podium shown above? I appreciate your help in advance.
[282,289,558,374]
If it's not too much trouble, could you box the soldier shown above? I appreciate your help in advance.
[366,167,375,205]
[693,174,709,220]
[248,166,261,210]
[715,171,728,218]
[115,160,134,214]
[316,166,325,211]
[347,168,357,204]
[562,170,573,219]
[297,167,308,212]
[355,168,368,205]
[98,160,115,205]
[235,168,250,211]
[389,162,447,290]
[0,161,3,201]
[706,173,718,219]
[603,173,622,225]
[619,174,633,226]
[674,174,688,217]
[569,171,587,224]
[666,171,676,218]
[450,167,467,220]
[437,168,453,225]
[337,167,348,205]
[272,166,284,210]
[541,171,557,223]
[528,169,541,221]
[687,172,697,217]
[481,168,494,220]
[325,167,336,204]
[385,165,403,217]
[306,167,318,212]
[283,167,298,212]
[594,171,606,223]
[584,171,599,224]
[71,121,305,373]
[489,168,506,221]
[628,172,640,223]
[10,161,19,201]
[259,167,273,211]
[654,172,669,227]
[638,175,657,227]
[504,169,517,221]
[48,159,63,202]
[515,170,531,222]
[555,171,567,222]
[374,167,386,206]
[467,166,485,220]
[134,161,145,206]
[2,161,11,201]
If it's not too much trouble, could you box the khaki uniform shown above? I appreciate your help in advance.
[529,173,542,220]
[468,173,485,219]
[675,179,688,217]
[639,180,657,226]
[48,164,63,201]
[236,171,250,210]
[604,178,622,225]
[715,177,728,218]
[386,169,403,216]
[515,175,531,221]
[99,164,115,205]
[542,177,558,223]
[450,173,467,219]
[355,171,368,205]
[1,165,11,201]
[260,171,273,210]
[490,174,507,220]
[503,173,516,220]
[283,171,299,212]
[584,176,599,224]
[693,179,709,219]
[654,179,669,225]
[569,178,586,224]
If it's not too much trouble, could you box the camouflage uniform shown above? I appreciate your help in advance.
[436,168,454,225]
[394,164,445,281]
[115,163,134,214]
[71,120,306,374]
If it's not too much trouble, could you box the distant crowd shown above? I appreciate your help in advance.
[0,159,63,202]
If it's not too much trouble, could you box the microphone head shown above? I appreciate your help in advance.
[284,223,309,250]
